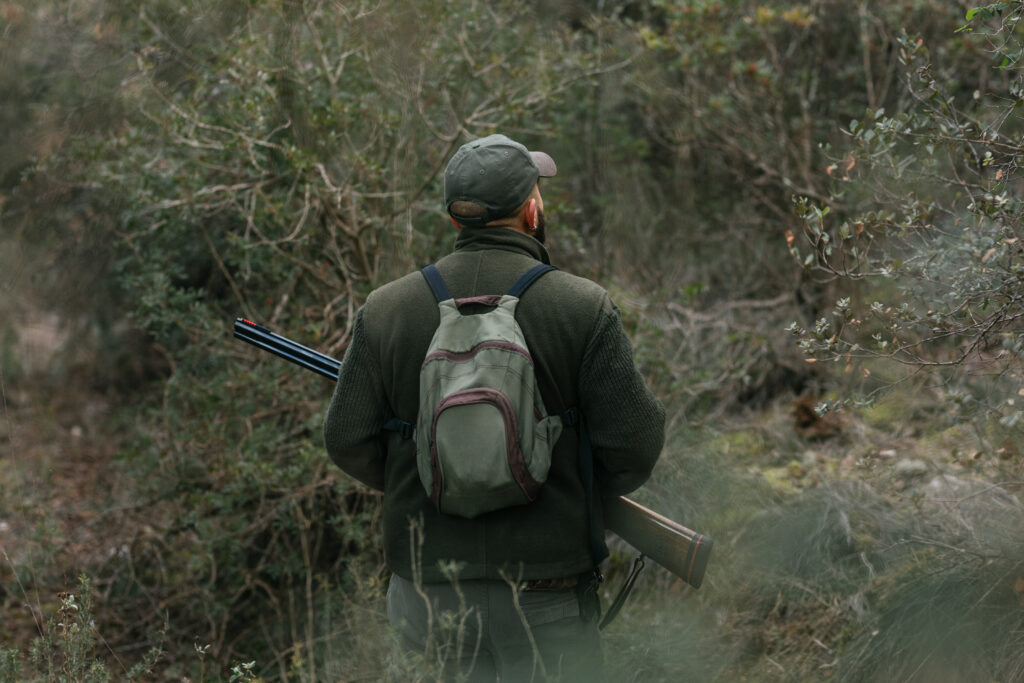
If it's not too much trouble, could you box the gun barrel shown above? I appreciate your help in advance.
[233,318,340,380]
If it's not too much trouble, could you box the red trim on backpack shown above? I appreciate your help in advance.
[423,341,534,367]
[429,388,542,510]
[454,295,504,308]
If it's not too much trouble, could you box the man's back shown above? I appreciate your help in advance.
[325,226,664,583]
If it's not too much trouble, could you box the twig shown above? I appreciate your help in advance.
[934,481,1024,508]
[859,2,876,110]
[2,548,44,638]
[499,568,549,682]
[198,223,252,320]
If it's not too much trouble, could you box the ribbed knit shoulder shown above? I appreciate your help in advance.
[536,268,610,309]
[364,269,435,309]
[358,270,438,351]
[521,268,612,347]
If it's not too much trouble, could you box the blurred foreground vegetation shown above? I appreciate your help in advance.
[1,0,1022,680]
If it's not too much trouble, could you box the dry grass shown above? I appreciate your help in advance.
[600,382,1024,682]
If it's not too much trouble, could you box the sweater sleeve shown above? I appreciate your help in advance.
[323,307,388,490]
[578,299,666,496]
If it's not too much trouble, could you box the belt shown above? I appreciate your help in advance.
[520,575,580,592]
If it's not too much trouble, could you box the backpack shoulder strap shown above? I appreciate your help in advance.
[384,264,452,442]
[507,264,557,298]
[421,264,453,303]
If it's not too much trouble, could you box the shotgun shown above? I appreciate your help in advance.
[232,317,713,588]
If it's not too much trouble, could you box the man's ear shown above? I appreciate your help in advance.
[524,198,537,230]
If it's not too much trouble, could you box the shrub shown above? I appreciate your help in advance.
[0,575,160,683]
[789,3,1024,449]
[44,0,620,672]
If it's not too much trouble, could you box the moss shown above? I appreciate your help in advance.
[761,465,802,495]
[914,424,974,461]
[860,392,918,430]
[707,484,768,532]
[710,430,767,461]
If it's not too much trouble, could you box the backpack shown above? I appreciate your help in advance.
[412,263,563,518]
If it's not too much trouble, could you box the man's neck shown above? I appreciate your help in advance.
[453,225,550,264]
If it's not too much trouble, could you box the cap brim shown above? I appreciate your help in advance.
[530,151,557,177]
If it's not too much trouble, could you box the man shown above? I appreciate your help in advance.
[324,134,664,681]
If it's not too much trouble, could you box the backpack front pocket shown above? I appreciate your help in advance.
[429,387,541,518]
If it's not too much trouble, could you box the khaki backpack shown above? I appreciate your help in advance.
[412,263,562,518]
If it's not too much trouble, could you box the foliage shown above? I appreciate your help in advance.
[789,3,1024,446]
[0,575,161,683]
[545,0,990,415]
[24,0,618,673]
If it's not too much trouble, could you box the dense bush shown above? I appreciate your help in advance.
[546,0,988,414]
[17,0,623,672]
[790,2,1023,446]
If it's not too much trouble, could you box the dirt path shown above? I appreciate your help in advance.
[0,312,124,652]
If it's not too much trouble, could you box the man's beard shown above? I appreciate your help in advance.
[533,207,547,244]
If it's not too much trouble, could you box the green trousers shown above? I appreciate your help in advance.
[386,573,603,682]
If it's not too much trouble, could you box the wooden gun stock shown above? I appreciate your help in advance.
[604,495,712,589]
[233,318,713,588]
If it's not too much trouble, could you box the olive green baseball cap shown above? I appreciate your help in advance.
[444,134,557,227]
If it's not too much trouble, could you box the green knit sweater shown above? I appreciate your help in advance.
[323,227,665,582]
